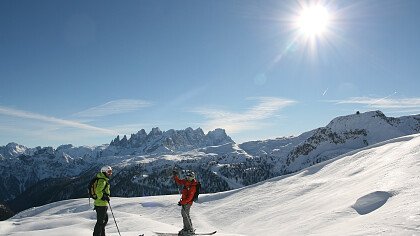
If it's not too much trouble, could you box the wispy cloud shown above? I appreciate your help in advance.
[0,105,116,135]
[75,99,152,117]
[192,97,296,133]
[334,97,420,109]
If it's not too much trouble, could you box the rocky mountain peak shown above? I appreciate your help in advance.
[149,127,162,136]
[206,128,234,146]
[326,110,399,132]
[56,144,74,151]
[135,129,147,137]
[0,142,29,158]
[108,127,234,154]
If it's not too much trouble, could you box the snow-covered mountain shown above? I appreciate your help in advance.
[0,111,419,218]
[0,128,235,204]
[1,134,419,235]
[0,142,31,159]
[240,111,420,172]
[107,127,234,155]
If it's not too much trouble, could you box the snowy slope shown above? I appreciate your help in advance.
[1,134,419,236]
[1,111,419,217]
[254,111,419,173]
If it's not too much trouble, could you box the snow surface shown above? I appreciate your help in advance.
[1,134,419,236]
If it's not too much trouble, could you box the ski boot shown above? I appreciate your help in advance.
[178,228,196,236]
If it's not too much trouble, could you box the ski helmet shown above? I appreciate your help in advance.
[186,170,195,180]
[101,165,112,176]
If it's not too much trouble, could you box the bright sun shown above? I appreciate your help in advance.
[297,5,330,37]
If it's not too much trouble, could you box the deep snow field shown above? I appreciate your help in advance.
[1,134,419,236]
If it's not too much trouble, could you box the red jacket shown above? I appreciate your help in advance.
[174,175,198,205]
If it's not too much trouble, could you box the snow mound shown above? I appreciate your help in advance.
[352,191,393,215]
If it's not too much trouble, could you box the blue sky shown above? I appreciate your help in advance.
[1,0,419,147]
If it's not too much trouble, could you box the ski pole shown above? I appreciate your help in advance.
[108,202,122,236]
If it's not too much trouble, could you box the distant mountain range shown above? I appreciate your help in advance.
[0,110,419,219]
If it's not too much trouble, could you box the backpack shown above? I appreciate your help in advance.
[193,181,201,202]
[88,177,108,200]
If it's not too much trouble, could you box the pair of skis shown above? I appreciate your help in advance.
[140,231,216,236]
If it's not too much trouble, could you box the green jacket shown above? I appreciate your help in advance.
[94,172,110,207]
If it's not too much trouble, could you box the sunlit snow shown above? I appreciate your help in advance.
[1,134,419,235]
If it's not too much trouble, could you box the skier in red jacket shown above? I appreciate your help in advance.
[173,170,198,236]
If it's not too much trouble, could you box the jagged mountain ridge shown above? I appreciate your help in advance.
[0,128,234,202]
[0,111,419,218]
[108,127,234,155]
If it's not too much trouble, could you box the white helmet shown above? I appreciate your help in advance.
[101,166,112,176]
[186,170,195,180]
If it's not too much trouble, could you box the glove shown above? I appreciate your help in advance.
[173,170,179,176]
[102,195,110,202]
[178,201,182,206]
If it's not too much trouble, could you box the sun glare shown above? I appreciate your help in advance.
[297,5,330,37]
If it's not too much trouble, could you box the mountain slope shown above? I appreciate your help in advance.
[241,111,420,172]
[1,134,419,235]
[200,134,420,235]
[0,111,419,218]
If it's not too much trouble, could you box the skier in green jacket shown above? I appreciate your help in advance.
[93,166,112,236]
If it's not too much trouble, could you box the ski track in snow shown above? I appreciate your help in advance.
[1,134,420,236]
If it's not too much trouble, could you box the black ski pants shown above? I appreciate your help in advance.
[93,206,108,236]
